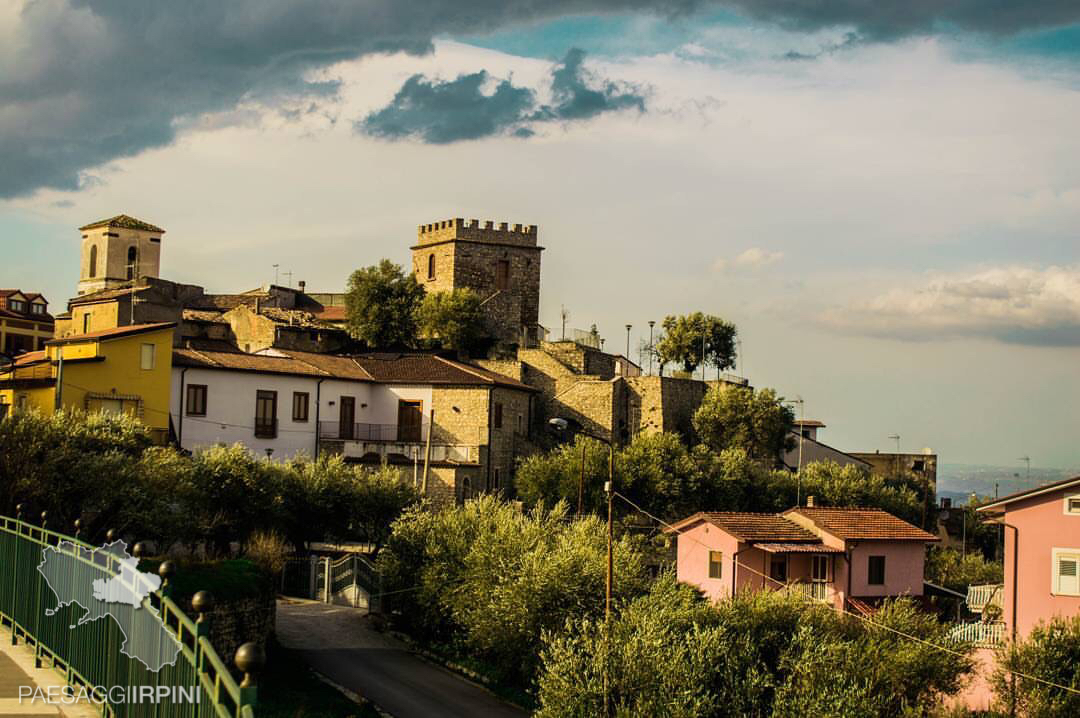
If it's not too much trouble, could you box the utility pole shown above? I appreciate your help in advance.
[888,434,901,478]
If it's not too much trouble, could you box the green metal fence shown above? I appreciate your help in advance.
[0,513,258,718]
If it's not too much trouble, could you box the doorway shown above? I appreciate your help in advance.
[339,397,355,440]
[397,400,423,442]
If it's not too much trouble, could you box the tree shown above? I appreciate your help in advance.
[924,546,1003,594]
[693,386,795,464]
[655,312,737,376]
[991,614,1080,717]
[415,288,489,353]
[344,259,425,347]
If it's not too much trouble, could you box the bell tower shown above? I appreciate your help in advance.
[77,214,165,295]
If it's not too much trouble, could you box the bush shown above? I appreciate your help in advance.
[246,530,290,577]
[536,579,973,718]
[378,496,651,687]
[991,615,1080,717]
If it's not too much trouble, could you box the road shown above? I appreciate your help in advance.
[276,599,527,718]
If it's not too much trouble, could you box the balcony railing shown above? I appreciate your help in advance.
[966,583,1004,614]
[948,621,1005,646]
[790,580,830,602]
[254,417,277,439]
[318,421,428,442]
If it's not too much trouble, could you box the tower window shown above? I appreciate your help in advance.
[126,246,137,280]
[495,260,510,290]
[89,245,98,278]
[427,254,436,280]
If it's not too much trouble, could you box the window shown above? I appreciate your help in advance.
[493,402,503,429]
[912,459,925,472]
[493,468,501,490]
[255,390,278,438]
[427,254,436,280]
[494,260,510,290]
[292,392,309,422]
[868,555,886,585]
[31,303,44,315]
[811,555,829,582]
[140,343,155,370]
[89,245,98,278]
[770,557,788,583]
[708,551,723,579]
[82,314,90,334]
[1065,496,1080,515]
[186,384,207,416]
[1053,550,1080,596]
[8,300,24,313]
[126,246,137,280]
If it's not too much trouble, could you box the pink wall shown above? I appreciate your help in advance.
[848,541,926,598]
[675,522,743,602]
[1001,488,1080,638]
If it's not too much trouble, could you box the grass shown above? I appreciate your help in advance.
[257,637,382,718]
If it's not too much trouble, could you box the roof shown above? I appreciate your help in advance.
[795,419,826,428]
[756,542,845,554]
[665,512,819,542]
[181,309,226,323]
[79,214,164,233]
[68,286,148,305]
[173,348,331,378]
[348,353,535,391]
[12,350,47,366]
[313,305,347,322]
[46,322,175,345]
[976,475,1080,513]
[786,507,938,542]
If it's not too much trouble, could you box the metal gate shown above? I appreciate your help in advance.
[281,555,379,612]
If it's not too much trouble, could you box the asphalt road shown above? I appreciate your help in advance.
[276,599,527,718]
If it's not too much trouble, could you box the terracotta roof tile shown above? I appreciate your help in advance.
[47,322,175,345]
[173,348,330,377]
[787,507,938,541]
[667,512,819,542]
[350,353,535,391]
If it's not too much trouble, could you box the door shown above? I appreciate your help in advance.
[812,555,829,582]
[255,390,277,438]
[494,260,510,290]
[339,397,355,440]
[397,400,423,442]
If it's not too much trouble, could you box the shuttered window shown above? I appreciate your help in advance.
[1054,550,1080,596]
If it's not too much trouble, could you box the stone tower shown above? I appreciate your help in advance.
[77,214,165,295]
[412,218,543,348]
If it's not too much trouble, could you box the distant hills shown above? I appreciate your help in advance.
[937,463,1079,505]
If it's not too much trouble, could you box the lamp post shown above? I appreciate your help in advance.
[647,321,655,375]
[548,417,615,715]
[625,324,632,359]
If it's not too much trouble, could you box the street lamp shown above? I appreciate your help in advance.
[647,321,655,375]
[625,324,632,359]
[548,416,615,715]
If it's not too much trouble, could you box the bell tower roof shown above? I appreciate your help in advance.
[79,214,165,233]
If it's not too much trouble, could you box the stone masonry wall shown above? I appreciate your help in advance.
[205,595,276,662]
[489,386,533,494]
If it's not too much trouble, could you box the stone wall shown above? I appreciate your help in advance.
[489,386,534,494]
[201,594,276,663]
[540,341,616,378]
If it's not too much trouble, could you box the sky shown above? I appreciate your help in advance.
[2,1,1079,470]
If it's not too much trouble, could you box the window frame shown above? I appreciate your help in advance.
[427,253,436,280]
[708,550,723,580]
[292,391,310,423]
[494,259,510,291]
[186,384,208,416]
[140,343,156,370]
[1051,548,1080,596]
[867,555,886,585]
[493,402,503,429]
[255,390,278,439]
[770,556,788,583]
[1064,494,1080,516]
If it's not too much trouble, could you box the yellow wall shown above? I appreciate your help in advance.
[51,327,174,438]
[66,302,122,337]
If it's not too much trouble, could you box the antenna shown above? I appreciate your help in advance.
[273,264,280,285]
[283,271,293,288]
[1017,455,1031,482]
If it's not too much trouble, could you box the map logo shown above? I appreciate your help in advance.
[37,540,182,672]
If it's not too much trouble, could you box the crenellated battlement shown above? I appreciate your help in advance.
[415,217,539,248]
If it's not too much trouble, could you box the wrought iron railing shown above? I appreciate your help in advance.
[318,421,426,442]
[0,512,260,717]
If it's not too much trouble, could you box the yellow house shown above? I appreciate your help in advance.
[0,323,175,442]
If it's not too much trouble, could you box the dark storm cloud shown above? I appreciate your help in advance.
[5,1,1079,199]
[723,0,1080,41]
[358,48,646,142]
[359,72,536,143]
[0,0,701,198]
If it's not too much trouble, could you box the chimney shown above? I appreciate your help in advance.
[255,298,261,314]
[806,495,815,508]
[298,281,306,293]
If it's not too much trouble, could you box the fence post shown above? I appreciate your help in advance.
[235,642,265,708]
[158,561,176,600]
[323,557,330,604]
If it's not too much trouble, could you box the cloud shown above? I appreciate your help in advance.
[722,1,1080,41]
[714,247,784,272]
[358,49,646,142]
[819,266,1080,346]
[358,72,535,143]
[0,0,699,199]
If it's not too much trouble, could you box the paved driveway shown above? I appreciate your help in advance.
[276,599,526,718]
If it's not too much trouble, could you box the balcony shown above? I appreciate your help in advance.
[254,417,277,439]
[789,580,832,603]
[318,422,479,464]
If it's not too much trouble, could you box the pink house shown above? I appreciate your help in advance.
[667,504,938,610]
[976,475,1080,639]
